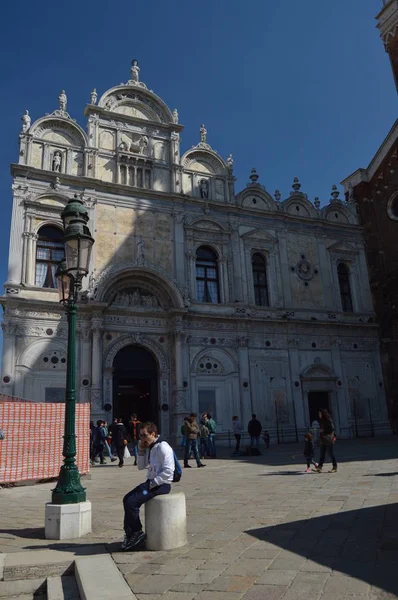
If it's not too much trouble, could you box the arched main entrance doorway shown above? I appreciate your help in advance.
[112,345,159,425]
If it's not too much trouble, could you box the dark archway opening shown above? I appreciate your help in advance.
[308,391,330,424]
[113,345,158,426]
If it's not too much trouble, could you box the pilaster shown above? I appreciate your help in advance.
[237,337,252,427]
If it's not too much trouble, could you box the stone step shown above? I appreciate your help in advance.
[3,550,75,581]
[0,577,46,597]
[47,575,80,600]
[75,555,136,600]
[3,546,107,582]
[1,592,41,599]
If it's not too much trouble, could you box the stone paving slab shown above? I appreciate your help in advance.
[0,438,397,599]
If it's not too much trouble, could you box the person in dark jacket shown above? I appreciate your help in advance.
[314,409,338,473]
[127,414,141,466]
[112,418,128,468]
[90,420,107,466]
[248,414,262,448]
[303,432,318,472]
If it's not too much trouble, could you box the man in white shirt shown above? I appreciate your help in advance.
[121,421,174,551]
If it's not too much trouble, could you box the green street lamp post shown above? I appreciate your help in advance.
[52,195,94,505]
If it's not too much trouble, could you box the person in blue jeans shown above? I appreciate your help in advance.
[206,413,217,458]
[122,422,174,551]
[184,413,206,468]
[248,414,262,447]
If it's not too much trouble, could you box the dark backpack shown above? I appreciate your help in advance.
[172,451,182,482]
[150,439,182,483]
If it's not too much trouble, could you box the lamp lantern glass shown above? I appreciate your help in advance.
[55,259,70,303]
[64,225,94,278]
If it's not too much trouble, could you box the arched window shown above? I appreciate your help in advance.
[337,263,353,312]
[35,226,64,288]
[252,253,269,306]
[196,246,220,303]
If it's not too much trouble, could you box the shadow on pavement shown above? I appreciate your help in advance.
[24,542,108,554]
[0,527,44,539]
[363,473,398,477]
[246,503,398,596]
[257,471,307,476]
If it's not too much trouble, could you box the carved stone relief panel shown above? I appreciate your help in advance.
[111,288,162,310]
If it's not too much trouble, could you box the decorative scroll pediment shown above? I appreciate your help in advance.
[301,359,336,380]
[242,228,277,244]
[327,240,358,254]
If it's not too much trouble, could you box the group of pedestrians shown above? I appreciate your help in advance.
[231,414,270,454]
[90,413,144,469]
[303,409,338,473]
[90,418,128,467]
[181,412,216,468]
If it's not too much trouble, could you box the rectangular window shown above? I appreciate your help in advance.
[45,388,66,403]
[198,390,217,421]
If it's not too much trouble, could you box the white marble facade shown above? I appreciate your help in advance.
[1,61,391,441]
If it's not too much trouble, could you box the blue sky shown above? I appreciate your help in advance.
[0,0,395,305]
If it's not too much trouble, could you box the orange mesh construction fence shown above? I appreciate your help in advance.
[0,402,90,484]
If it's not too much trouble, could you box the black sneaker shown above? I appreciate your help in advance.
[198,463,206,468]
[111,458,117,462]
[184,464,192,468]
[122,531,146,551]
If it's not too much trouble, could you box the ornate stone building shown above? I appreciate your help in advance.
[1,59,390,441]
[342,0,398,430]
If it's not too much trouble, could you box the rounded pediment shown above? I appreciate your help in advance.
[192,348,237,375]
[284,196,316,218]
[182,149,228,176]
[238,189,275,212]
[30,116,87,148]
[98,86,173,124]
[94,264,186,310]
[323,204,354,224]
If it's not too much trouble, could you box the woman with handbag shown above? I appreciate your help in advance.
[315,409,337,473]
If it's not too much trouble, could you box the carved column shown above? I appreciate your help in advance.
[372,344,390,427]
[237,336,252,427]
[43,143,50,171]
[66,149,72,174]
[278,229,292,307]
[218,257,227,303]
[230,228,243,302]
[174,213,185,285]
[1,323,15,394]
[90,318,103,412]
[186,251,196,300]
[25,134,33,165]
[172,327,187,443]
[330,340,350,437]
[287,339,306,430]
[25,232,38,286]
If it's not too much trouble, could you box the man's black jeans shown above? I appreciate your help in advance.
[318,443,337,469]
[184,439,201,466]
[123,481,171,536]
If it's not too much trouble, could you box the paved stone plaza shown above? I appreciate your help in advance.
[0,438,397,599]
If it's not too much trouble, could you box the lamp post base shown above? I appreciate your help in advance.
[45,501,92,540]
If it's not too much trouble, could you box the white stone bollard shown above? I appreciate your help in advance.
[45,501,92,540]
[145,491,187,551]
